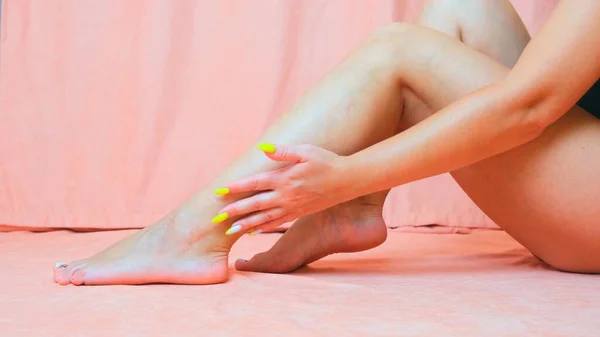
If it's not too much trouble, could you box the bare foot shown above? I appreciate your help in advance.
[53,192,387,285]
[235,192,388,273]
[53,212,233,286]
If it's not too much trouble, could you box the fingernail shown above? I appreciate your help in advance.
[211,212,229,224]
[214,187,230,196]
[225,224,242,235]
[257,143,276,154]
[55,262,68,269]
[248,229,263,236]
[236,258,248,263]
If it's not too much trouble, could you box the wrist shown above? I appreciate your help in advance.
[334,154,371,200]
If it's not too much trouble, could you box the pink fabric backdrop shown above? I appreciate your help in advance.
[0,0,558,230]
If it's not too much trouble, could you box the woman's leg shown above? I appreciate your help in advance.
[54,18,409,285]
[241,0,600,274]
[397,8,600,272]
[235,0,534,273]
[55,0,600,285]
[380,4,600,272]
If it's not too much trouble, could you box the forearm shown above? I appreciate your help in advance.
[344,83,543,196]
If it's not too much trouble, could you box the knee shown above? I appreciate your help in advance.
[420,0,469,20]
[360,23,420,68]
[419,0,511,31]
[368,22,417,43]
[423,0,502,16]
[366,22,426,55]
[424,0,466,11]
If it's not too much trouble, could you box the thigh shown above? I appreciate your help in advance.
[390,24,600,272]
[452,107,600,273]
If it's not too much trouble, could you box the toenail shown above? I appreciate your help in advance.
[55,262,68,269]
[236,258,248,263]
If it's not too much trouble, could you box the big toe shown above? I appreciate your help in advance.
[235,249,305,274]
[53,263,69,285]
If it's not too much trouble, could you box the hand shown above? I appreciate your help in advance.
[213,143,352,235]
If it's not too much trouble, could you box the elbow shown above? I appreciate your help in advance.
[515,108,548,141]
[501,81,558,141]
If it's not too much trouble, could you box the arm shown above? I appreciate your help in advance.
[348,0,600,195]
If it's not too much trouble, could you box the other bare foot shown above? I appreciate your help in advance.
[235,192,388,273]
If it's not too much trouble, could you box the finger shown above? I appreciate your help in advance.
[217,192,277,219]
[221,172,274,195]
[258,143,309,163]
[225,208,286,235]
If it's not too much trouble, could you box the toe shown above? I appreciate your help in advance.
[235,253,276,273]
[54,264,73,285]
[54,261,86,286]
[235,250,302,274]
[69,268,87,286]
[53,262,69,284]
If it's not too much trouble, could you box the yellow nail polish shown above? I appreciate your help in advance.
[211,212,229,224]
[257,143,276,154]
[214,187,230,196]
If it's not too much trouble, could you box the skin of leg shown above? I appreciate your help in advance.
[248,0,600,274]
[53,25,411,285]
[384,13,600,271]
[235,0,536,273]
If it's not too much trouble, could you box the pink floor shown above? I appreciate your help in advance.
[2,229,598,336]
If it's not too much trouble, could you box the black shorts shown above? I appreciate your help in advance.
[578,79,600,119]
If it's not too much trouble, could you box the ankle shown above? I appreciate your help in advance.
[356,190,389,206]
[159,194,241,247]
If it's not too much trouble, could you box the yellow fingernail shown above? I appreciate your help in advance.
[211,212,229,224]
[214,187,230,196]
[257,143,276,154]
